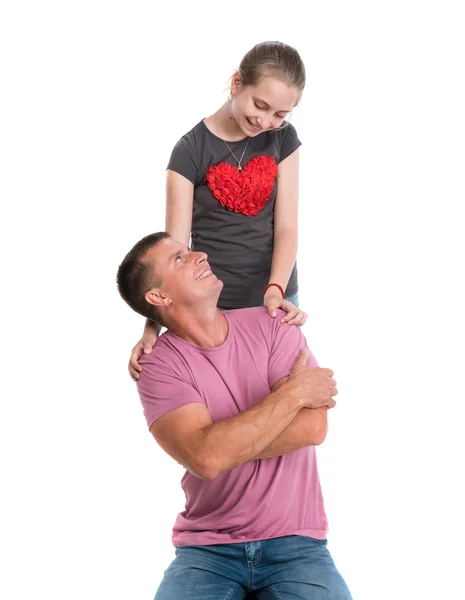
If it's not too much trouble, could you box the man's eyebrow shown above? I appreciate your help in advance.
[169,250,182,262]
[168,246,190,262]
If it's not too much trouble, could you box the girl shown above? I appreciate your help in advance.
[129,41,308,380]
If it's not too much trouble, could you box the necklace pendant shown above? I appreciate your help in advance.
[222,137,250,173]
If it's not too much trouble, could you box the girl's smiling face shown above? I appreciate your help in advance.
[230,75,300,137]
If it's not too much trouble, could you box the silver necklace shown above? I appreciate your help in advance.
[214,112,251,171]
[222,137,250,171]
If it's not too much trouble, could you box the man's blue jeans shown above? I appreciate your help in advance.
[154,535,352,599]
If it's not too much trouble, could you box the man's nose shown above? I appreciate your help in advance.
[192,251,208,264]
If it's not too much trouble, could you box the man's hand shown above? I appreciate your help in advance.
[284,349,337,409]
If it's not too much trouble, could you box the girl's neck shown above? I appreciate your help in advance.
[205,101,247,142]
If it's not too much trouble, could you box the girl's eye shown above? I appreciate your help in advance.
[175,256,183,264]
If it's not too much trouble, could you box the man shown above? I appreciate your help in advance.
[117,232,352,599]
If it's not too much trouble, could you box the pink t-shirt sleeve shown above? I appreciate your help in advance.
[267,312,319,389]
[136,355,206,430]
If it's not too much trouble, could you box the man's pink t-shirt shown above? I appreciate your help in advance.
[137,307,328,547]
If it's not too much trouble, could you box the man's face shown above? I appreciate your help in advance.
[143,238,223,307]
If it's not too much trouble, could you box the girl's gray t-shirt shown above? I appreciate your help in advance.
[167,120,301,309]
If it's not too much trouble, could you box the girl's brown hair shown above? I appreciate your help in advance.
[238,41,306,94]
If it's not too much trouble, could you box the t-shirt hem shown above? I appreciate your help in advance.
[145,400,206,431]
[166,164,196,185]
[173,527,327,547]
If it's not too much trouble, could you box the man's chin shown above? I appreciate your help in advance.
[207,274,223,288]
[211,277,224,300]
[193,276,223,302]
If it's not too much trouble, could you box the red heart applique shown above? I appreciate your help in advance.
[206,155,278,216]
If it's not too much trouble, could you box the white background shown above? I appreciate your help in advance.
[1,1,464,599]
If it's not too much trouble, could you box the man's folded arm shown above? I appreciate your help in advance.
[149,382,306,481]
[252,376,328,460]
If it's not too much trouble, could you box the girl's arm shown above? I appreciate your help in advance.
[128,319,161,381]
[128,170,194,381]
[265,149,307,326]
[165,169,194,246]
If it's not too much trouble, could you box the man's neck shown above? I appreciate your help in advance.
[168,307,229,348]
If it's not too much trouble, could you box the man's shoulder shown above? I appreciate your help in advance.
[138,331,184,370]
[226,306,285,322]
[225,306,266,317]
[226,306,276,326]
[226,307,291,341]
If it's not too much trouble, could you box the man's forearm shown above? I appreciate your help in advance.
[155,353,336,480]
[196,387,303,479]
[253,407,328,460]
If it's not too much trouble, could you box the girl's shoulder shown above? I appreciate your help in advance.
[273,121,299,143]
[168,120,226,184]
[263,121,301,164]
[175,120,215,148]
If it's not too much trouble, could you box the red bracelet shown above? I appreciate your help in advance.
[264,283,285,299]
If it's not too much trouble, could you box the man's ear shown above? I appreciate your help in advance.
[145,288,172,308]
